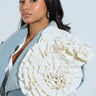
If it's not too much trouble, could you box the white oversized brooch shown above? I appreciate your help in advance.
[18,27,93,96]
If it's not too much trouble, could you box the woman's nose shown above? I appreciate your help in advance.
[23,0,31,10]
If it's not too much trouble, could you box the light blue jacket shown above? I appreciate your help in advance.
[0,21,58,96]
[0,21,84,96]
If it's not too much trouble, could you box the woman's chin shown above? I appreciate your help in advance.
[22,17,34,24]
[23,19,37,24]
[23,20,32,24]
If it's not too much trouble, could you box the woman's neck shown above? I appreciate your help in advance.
[28,18,49,40]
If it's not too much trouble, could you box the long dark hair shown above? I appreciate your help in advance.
[20,0,71,33]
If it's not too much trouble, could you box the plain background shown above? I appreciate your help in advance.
[0,0,96,96]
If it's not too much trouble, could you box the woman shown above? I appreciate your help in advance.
[0,0,93,96]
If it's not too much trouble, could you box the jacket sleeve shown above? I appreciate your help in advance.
[0,34,18,91]
[0,41,6,95]
[0,38,18,95]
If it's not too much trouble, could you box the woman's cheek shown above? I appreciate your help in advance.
[33,2,47,15]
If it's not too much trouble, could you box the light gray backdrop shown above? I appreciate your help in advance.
[0,0,96,96]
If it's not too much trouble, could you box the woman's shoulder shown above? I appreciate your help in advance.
[39,25,93,63]
[39,25,72,44]
[6,26,28,44]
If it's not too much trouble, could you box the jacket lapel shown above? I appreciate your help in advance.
[5,28,43,95]
[0,24,28,87]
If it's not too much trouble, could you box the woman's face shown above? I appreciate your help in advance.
[19,0,48,24]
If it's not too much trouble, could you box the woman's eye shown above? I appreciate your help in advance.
[19,0,37,4]
[19,1,25,4]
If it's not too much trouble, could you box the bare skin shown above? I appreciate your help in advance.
[12,0,49,65]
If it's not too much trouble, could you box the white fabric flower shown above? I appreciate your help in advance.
[18,27,93,96]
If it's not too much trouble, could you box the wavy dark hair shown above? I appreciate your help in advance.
[20,0,71,33]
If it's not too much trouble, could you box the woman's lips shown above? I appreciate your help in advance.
[22,13,32,18]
